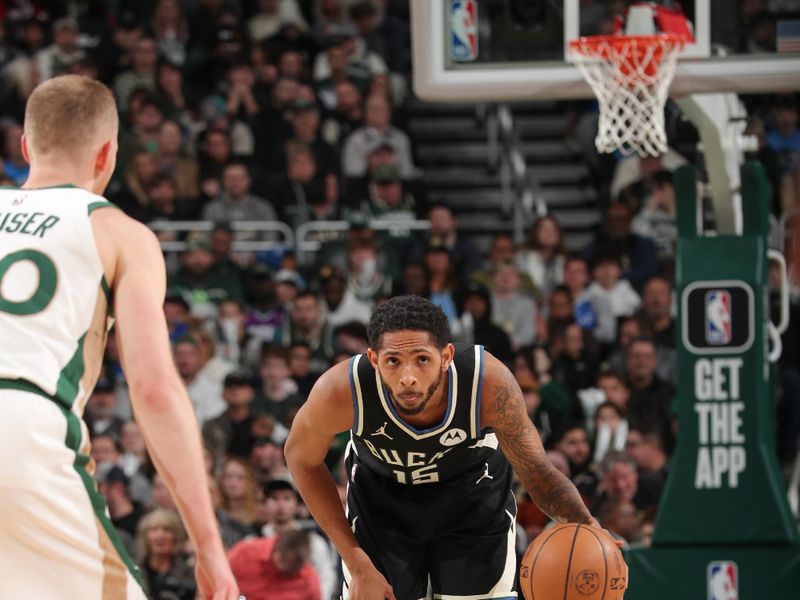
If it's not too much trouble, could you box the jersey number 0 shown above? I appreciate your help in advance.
[0,249,58,315]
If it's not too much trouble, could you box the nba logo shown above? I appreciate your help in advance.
[450,0,478,61]
[707,561,738,600]
[705,290,732,345]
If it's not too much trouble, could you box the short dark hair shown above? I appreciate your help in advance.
[367,295,450,350]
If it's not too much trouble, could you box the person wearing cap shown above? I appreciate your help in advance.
[342,93,415,178]
[244,261,290,344]
[319,264,372,327]
[85,366,126,438]
[173,335,227,424]
[274,291,336,375]
[36,16,85,81]
[95,461,145,538]
[248,0,309,43]
[362,164,417,225]
[202,371,258,468]
[261,475,338,600]
[581,249,641,344]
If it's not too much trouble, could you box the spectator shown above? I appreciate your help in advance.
[625,422,670,487]
[215,298,264,370]
[394,260,430,298]
[592,401,628,466]
[637,276,677,384]
[156,119,200,202]
[228,530,322,600]
[114,37,159,112]
[329,79,365,143]
[631,170,677,261]
[424,203,483,284]
[92,431,152,508]
[345,237,394,304]
[250,421,291,480]
[582,202,659,290]
[596,369,631,413]
[610,150,687,205]
[84,366,126,438]
[244,262,288,344]
[253,345,305,429]
[288,342,320,397]
[94,11,144,84]
[203,371,259,467]
[768,98,800,177]
[142,173,196,222]
[248,0,309,43]
[549,322,598,408]
[313,22,387,83]
[517,216,566,296]
[551,422,592,479]
[218,457,261,537]
[199,128,234,198]
[605,316,649,376]
[582,251,641,345]
[120,420,149,482]
[275,291,336,373]
[36,17,85,82]
[598,498,641,545]
[564,254,599,331]
[1,122,28,185]
[333,320,370,357]
[591,451,662,514]
[360,164,418,230]
[423,239,461,328]
[151,0,189,67]
[173,336,227,424]
[275,142,340,229]
[457,280,514,365]
[202,161,278,224]
[261,476,337,600]
[95,461,145,538]
[626,337,675,450]
[164,293,191,343]
[116,148,160,218]
[489,259,538,350]
[280,100,338,176]
[155,59,194,124]
[135,509,196,600]
[319,265,372,327]
[342,94,414,178]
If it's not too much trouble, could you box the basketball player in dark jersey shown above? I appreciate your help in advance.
[286,296,604,600]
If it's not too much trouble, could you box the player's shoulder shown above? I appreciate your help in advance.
[89,201,158,244]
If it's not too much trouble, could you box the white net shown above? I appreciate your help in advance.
[570,35,685,158]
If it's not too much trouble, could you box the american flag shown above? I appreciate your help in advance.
[777,20,800,54]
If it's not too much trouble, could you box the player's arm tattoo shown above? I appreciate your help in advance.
[490,368,593,524]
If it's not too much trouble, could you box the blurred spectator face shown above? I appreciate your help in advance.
[429,206,456,237]
[132,151,159,182]
[261,356,291,384]
[563,324,583,359]
[145,520,176,559]
[489,235,515,263]
[643,278,671,320]
[322,276,346,307]
[464,293,489,320]
[223,381,254,409]
[210,227,234,258]
[533,217,561,250]
[335,81,362,112]
[597,374,630,409]
[223,164,251,199]
[158,121,183,155]
[296,84,316,103]
[132,38,159,71]
[151,474,177,510]
[618,317,641,349]
[182,246,214,276]
[593,259,622,290]
[136,102,164,132]
[402,263,428,296]
[23,19,46,51]
[292,295,321,330]
[227,62,255,88]
[272,78,299,109]
[327,45,348,73]
[54,23,78,51]
[258,0,280,13]
[369,74,391,99]
[554,427,590,467]
[269,489,298,525]
[91,435,119,465]
[374,179,402,205]
[625,430,648,468]
[158,61,182,93]
[4,125,23,162]
[173,341,202,380]
[626,340,657,384]
[546,450,571,478]
[367,145,396,170]
[288,151,316,183]
[292,108,320,140]
[221,460,248,500]
[492,262,521,295]
[596,404,622,431]
[149,178,177,213]
[365,95,391,129]
[164,298,189,330]
[205,131,231,163]
[251,439,285,473]
[602,500,640,542]
[272,545,307,577]
[548,289,573,321]
[563,258,589,294]
[640,156,662,179]
[603,203,633,240]
[777,105,798,136]
[87,389,116,419]
[289,345,312,377]
[603,461,638,502]
[120,421,145,456]
[279,51,304,79]
[353,4,378,36]
[424,248,451,276]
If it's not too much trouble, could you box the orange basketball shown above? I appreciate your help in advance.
[519,523,628,600]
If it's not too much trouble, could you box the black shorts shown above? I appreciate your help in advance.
[343,451,518,600]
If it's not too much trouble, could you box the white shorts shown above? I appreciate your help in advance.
[0,387,147,600]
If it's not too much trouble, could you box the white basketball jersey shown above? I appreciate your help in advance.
[0,186,114,416]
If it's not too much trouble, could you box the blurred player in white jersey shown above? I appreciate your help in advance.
[0,75,238,599]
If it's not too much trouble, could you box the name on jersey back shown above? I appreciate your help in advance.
[0,211,60,238]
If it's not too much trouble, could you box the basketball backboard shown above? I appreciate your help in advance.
[412,0,800,102]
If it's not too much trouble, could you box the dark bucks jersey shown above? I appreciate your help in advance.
[346,344,507,486]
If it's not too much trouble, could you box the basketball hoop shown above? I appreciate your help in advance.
[569,4,692,157]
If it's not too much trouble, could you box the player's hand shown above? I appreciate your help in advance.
[588,517,625,549]
[195,552,240,600]
[348,557,397,600]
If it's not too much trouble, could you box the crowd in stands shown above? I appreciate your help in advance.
[1,1,799,598]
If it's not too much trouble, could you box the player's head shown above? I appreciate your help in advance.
[367,295,454,418]
[22,75,119,193]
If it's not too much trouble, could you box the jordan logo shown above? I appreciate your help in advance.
[475,463,493,484]
[371,422,393,440]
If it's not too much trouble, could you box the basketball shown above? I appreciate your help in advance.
[519,524,628,600]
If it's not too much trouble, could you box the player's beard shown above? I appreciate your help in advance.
[386,368,444,417]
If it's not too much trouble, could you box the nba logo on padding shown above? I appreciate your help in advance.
[450,0,478,61]
[707,561,737,600]
[705,290,732,345]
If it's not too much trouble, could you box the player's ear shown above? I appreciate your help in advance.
[367,347,379,369]
[20,134,31,164]
[94,140,113,176]
[441,343,455,371]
